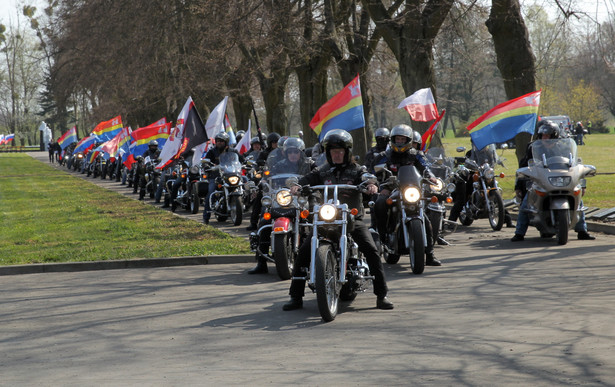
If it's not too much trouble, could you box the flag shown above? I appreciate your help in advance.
[397,88,439,122]
[224,114,237,146]
[91,115,123,142]
[236,126,251,155]
[101,127,132,158]
[57,126,78,149]
[156,97,198,169]
[421,110,446,152]
[130,122,172,157]
[310,75,365,140]
[4,133,15,144]
[0,134,4,145]
[88,144,105,164]
[191,96,227,165]
[467,90,541,150]
[73,134,96,154]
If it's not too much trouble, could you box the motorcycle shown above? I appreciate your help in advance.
[208,152,245,225]
[140,156,161,200]
[424,147,457,243]
[250,172,309,280]
[375,164,437,274]
[296,177,377,322]
[516,137,596,245]
[455,144,507,231]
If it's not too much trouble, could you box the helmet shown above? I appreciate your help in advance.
[266,132,281,148]
[537,120,560,139]
[148,140,158,147]
[322,129,353,165]
[250,136,261,145]
[411,130,422,149]
[215,131,230,144]
[235,130,245,142]
[278,136,289,148]
[283,137,305,154]
[390,124,413,153]
[374,127,390,139]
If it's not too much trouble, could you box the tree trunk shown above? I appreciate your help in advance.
[295,59,330,148]
[486,0,537,163]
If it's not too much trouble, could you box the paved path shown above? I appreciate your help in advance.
[3,152,611,385]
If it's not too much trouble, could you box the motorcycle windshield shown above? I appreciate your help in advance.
[397,165,422,187]
[425,147,453,179]
[269,173,303,190]
[532,138,578,169]
[470,143,497,166]
[266,148,284,169]
[219,152,242,175]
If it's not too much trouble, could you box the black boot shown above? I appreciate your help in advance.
[282,297,303,311]
[426,252,442,266]
[577,231,596,240]
[247,259,268,274]
[376,296,394,310]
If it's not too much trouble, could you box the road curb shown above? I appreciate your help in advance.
[0,255,256,276]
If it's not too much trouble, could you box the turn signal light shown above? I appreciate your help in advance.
[264,170,270,176]
[473,172,479,182]
[431,196,438,203]
[263,212,272,220]
[350,208,359,216]
[273,227,284,232]
[446,197,453,203]
[500,172,505,178]
[386,198,393,206]
[536,190,547,197]
[300,210,310,219]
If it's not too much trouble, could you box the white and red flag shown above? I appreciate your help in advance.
[397,88,439,122]
[235,120,252,155]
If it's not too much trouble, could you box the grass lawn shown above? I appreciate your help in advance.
[0,154,250,265]
[440,133,615,209]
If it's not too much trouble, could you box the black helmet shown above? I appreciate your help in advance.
[390,124,413,153]
[283,137,305,153]
[250,136,261,145]
[322,129,353,165]
[215,131,230,144]
[537,120,560,139]
[266,132,281,148]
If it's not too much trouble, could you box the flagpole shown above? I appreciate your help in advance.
[250,99,264,144]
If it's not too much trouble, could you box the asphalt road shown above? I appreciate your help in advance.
[2,153,612,385]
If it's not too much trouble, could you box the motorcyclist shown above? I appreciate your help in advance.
[248,133,281,230]
[282,129,394,311]
[373,124,442,266]
[511,120,595,241]
[247,137,314,274]
[256,132,280,165]
[364,127,390,174]
[202,131,244,224]
[133,140,160,198]
[244,137,263,159]
[235,130,245,144]
[266,135,288,168]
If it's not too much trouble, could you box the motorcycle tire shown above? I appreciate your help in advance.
[409,218,425,275]
[190,188,199,214]
[488,191,505,231]
[556,209,569,245]
[230,196,243,226]
[315,243,339,322]
[383,231,401,264]
[273,234,293,281]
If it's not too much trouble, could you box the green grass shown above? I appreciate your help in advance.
[0,154,250,265]
[440,133,615,208]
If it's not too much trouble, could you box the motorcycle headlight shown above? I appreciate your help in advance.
[189,165,199,174]
[549,176,571,187]
[261,196,272,207]
[447,182,456,193]
[276,189,293,206]
[431,178,444,193]
[402,187,421,203]
[484,168,495,180]
[319,204,337,221]
[228,176,240,185]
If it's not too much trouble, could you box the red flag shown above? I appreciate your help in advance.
[397,88,439,122]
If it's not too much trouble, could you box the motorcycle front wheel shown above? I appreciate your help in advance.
[409,218,425,275]
[190,186,199,214]
[556,209,569,245]
[315,243,339,322]
[273,233,293,280]
[487,190,505,231]
[459,206,474,226]
[230,196,243,226]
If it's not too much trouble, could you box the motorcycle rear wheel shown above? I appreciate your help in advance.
[273,233,293,280]
[556,209,569,245]
[459,207,474,226]
[409,218,425,275]
[315,243,339,322]
[487,191,505,231]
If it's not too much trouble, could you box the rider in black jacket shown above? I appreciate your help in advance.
[282,129,394,311]
[373,124,442,266]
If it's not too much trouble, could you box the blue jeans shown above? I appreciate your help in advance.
[515,194,530,236]
[574,200,587,233]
